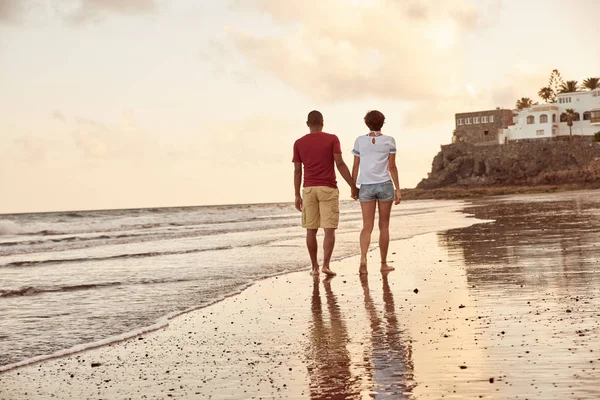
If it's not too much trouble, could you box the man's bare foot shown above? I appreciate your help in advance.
[310,267,320,276]
[321,267,337,276]
[380,262,395,272]
[359,261,368,275]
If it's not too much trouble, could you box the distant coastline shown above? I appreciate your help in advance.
[402,183,600,200]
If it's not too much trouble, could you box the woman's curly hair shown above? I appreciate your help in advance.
[364,110,385,131]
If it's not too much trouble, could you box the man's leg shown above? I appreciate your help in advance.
[377,200,394,272]
[306,229,319,274]
[359,201,377,274]
[302,188,320,274]
[319,187,339,276]
[322,228,336,276]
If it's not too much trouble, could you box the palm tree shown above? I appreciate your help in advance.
[515,97,533,110]
[538,86,554,103]
[581,77,600,90]
[559,80,579,93]
[564,108,578,140]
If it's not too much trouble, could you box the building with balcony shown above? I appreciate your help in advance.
[501,90,600,143]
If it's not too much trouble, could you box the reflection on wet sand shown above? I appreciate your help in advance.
[436,192,600,398]
[307,275,415,399]
[360,273,415,398]
[441,195,600,291]
[307,276,360,399]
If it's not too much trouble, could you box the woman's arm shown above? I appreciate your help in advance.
[352,155,360,184]
[351,155,360,200]
[388,153,401,205]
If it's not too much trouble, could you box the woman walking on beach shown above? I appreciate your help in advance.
[351,110,401,275]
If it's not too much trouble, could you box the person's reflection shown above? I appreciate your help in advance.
[307,276,360,399]
[361,273,415,398]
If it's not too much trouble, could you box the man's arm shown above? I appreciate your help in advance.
[334,153,358,198]
[294,162,303,212]
[388,154,401,205]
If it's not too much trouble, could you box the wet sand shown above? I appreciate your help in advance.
[2,192,600,399]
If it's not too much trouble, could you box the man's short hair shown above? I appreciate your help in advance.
[364,110,385,131]
[307,110,324,126]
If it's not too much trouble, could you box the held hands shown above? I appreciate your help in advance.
[295,194,303,212]
[351,186,359,201]
[394,189,402,205]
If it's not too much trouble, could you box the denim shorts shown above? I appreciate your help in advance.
[358,180,394,202]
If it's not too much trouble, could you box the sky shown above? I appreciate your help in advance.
[1,0,599,213]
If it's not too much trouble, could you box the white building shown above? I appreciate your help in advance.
[499,90,600,143]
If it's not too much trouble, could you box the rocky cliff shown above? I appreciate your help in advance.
[417,141,600,190]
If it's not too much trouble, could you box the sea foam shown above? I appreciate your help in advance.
[0,220,22,236]
[0,279,255,374]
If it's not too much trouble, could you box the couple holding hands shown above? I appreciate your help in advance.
[293,109,401,276]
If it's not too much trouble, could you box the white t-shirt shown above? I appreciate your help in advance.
[352,134,397,185]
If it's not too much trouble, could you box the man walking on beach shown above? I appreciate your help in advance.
[293,110,357,276]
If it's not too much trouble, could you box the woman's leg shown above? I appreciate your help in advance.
[377,200,395,272]
[360,201,377,274]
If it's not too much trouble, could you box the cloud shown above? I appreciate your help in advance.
[1,0,157,25]
[490,66,550,108]
[198,39,255,84]
[0,0,24,23]
[60,0,157,24]
[202,115,296,164]
[12,135,48,162]
[228,0,491,102]
[72,111,151,159]
[403,63,553,130]
[52,110,66,122]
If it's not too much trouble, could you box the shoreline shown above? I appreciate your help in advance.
[0,200,472,374]
[0,279,255,375]
[0,207,482,399]
[0,267,310,375]
[4,192,600,399]
[0,237,422,374]
[0,230,481,399]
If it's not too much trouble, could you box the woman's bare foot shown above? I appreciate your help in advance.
[321,266,337,276]
[359,260,368,275]
[310,266,320,276]
[380,262,395,272]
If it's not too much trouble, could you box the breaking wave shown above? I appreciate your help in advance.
[0,282,123,298]
[0,277,201,299]
[1,246,233,268]
[0,220,23,236]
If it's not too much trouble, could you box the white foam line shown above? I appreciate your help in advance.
[0,317,169,373]
[0,280,256,375]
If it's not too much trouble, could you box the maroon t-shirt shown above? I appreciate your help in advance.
[292,132,342,188]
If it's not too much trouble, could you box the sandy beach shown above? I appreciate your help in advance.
[2,193,600,399]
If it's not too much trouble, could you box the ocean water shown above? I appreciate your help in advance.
[0,199,470,369]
